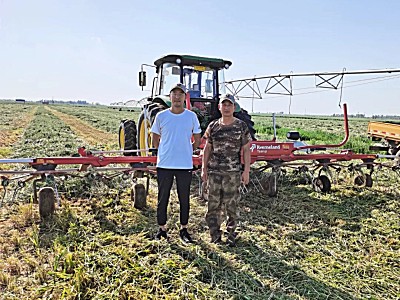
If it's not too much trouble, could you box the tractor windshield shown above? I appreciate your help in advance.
[159,63,227,99]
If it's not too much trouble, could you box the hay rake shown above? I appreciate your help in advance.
[1,104,399,217]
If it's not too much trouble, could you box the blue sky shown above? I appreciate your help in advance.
[1,0,399,116]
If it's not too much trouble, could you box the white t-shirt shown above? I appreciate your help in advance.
[150,109,201,169]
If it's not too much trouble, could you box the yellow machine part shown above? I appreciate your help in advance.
[367,121,400,142]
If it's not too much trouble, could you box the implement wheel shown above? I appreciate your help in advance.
[132,184,147,209]
[38,187,55,218]
[268,173,278,197]
[354,175,365,186]
[119,120,137,156]
[261,173,278,197]
[365,174,373,187]
[312,175,331,193]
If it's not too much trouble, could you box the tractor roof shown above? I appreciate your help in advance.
[154,54,232,69]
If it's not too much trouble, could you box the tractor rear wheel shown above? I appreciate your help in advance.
[137,104,166,156]
[234,109,257,140]
[119,120,138,156]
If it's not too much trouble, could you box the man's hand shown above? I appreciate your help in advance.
[201,167,208,182]
[241,170,250,185]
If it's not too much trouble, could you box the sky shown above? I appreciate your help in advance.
[0,0,399,116]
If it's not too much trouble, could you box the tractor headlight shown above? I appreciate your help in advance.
[224,64,230,69]
[176,58,182,64]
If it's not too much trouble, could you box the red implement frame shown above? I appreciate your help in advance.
[0,104,380,174]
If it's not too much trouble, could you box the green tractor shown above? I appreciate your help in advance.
[119,54,256,156]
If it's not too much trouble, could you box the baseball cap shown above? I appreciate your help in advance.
[170,83,187,94]
[220,93,236,104]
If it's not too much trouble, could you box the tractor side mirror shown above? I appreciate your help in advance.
[139,71,147,87]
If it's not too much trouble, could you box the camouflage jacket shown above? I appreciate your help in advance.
[204,118,251,173]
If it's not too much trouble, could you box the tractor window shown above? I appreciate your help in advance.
[159,63,227,98]
[218,69,227,94]
[182,67,217,98]
[160,63,181,96]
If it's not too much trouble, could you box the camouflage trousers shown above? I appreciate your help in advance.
[205,172,241,239]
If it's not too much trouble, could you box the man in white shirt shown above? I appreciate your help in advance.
[151,83,201,242]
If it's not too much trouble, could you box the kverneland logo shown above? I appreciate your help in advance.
[250,144,281,151]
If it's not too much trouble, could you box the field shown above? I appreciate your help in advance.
[0,101,399,299]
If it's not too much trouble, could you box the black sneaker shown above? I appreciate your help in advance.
[155,229,168,240]
[179,228,193,243]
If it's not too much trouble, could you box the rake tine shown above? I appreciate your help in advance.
[53,181,61,207]
[1,188,6,206]
[250,176,263,193]
[239,183,248,194]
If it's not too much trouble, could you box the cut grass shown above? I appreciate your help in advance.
[49,104,140,134]
[0,103,399,299]
[0,174,398,299]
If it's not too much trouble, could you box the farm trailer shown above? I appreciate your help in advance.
[368,121,400,156]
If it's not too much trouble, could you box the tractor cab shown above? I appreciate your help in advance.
[119,54,255,158]
[139,54,232,109]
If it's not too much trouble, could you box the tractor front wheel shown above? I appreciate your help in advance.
[137,104,166,156]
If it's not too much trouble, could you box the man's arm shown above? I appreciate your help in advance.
[241,142,251,185]
[192,133,201,150]
[152,133,160,149]
[201,140,212,182]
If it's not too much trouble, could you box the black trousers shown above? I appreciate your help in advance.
[157,168,193,226]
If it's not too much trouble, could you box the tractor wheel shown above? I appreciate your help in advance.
[132,183,146,209]
[137,104,166,156]
[312,175,331,193]
[234,109,257,140]
[354,175,365,186]
[119,120,138,156]
[38,187,55,218]
[365,174,373,187]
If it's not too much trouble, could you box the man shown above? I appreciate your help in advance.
[201,94,251,246]
[151,83,201,242]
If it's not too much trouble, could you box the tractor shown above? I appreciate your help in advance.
[118,54,256,156]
